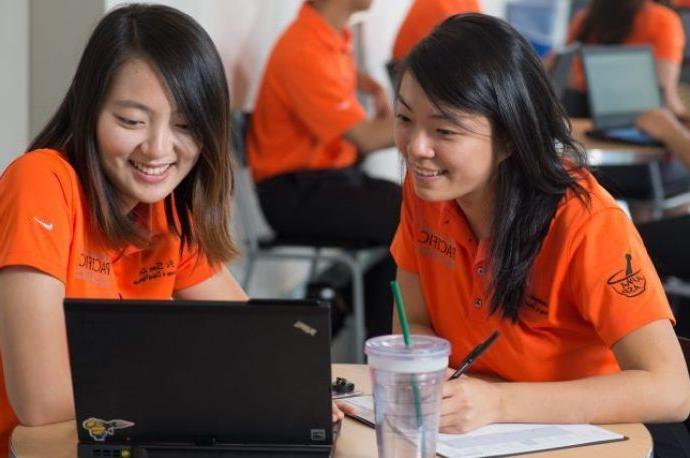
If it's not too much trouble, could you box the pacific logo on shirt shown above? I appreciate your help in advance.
[74,252,113,287]
[416,226,457,267]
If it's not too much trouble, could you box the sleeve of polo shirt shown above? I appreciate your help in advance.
[173,243,221,291]
[568,207,673,347]
[0,153,73,284]
[279,47,367,144]
[390,175,419,273]
[649,8,684,64]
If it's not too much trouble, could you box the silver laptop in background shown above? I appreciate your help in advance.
[582,45,663,146]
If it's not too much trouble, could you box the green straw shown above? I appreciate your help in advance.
[390,281,426,455]
[391,281,412,346]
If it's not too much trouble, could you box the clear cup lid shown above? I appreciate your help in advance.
[365,334,450,359]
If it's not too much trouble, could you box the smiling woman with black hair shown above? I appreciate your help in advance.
[391,13,690,456]
[0,4,251,453]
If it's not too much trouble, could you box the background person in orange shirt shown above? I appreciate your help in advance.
[391,0,481,62]
[247,0,399,338]
[0,4,265,455]
[565,0,686,118]
[391,14,690,455]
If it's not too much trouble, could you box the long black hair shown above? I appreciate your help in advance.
[575,0,653,44]
[29,3,237,263]
[398,13,589,321]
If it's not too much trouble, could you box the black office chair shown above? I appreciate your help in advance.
[385,60,399,91]
[678,336,690,432]
[548,42,580,103]
[230,112,388,361]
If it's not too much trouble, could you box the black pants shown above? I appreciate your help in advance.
[257,167,401,338]
[647,423,690,458]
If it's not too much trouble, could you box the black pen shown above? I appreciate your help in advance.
[448,330,500,380]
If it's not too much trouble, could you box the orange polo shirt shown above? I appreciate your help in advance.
[0,149,218,455]
[674,0,690,7]
[391,170,673,382]
[567,1,684,91]
[247,2,367,183]
[392,0,481,61]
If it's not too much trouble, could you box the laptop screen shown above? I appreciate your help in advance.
[583,46,661,123]
[65,299,333,451]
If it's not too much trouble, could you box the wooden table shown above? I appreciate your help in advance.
[11,364,653,458]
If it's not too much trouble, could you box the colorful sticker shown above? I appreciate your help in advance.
[82,417,135,441]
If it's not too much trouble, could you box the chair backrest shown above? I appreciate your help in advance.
[548,42,580,101]
[230,112,273,251]
[679,336,690,430]
[385,60,398,91]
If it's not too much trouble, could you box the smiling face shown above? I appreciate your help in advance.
[96,58,201,213]
[394,71,507,209]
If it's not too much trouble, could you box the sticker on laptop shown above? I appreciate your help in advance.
[82,417,135,441]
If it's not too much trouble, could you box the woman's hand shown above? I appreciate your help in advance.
[439,369,502,433]
[332,400,357,423]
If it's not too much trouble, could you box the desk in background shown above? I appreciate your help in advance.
[570,119,678,218]
[11,364,652,458]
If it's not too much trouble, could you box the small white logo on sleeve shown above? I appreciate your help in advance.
[294,321,317,336]
[335,99,351,111]
[33,217,53,231]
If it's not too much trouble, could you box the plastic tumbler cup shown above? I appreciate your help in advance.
[365,335,451,458]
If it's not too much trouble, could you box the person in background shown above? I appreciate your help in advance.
[391,0,481,62]
[392,13,690,456]
[565,0,686,118]
[247,0,399,338]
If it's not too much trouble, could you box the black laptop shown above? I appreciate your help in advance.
[64,298,335,457]
[582,45,663,146]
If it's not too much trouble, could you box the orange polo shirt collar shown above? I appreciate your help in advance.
[298,3,353,54]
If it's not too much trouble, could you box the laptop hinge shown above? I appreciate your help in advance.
[193,436,218,447]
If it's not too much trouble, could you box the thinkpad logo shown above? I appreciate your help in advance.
[294,321,317,336]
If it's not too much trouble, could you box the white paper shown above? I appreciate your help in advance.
[341,395,625,458]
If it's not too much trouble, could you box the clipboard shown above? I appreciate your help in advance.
[339,395,628,458]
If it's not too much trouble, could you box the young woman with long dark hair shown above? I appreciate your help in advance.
[0,4,250,453]
[392,13,690,455]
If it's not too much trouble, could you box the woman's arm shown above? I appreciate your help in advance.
[637,107,690,167]
[173,266,248,301]
[656,59,687,118]
[440,319,690,433]
[392,268,436,336]
[0,267,74,426]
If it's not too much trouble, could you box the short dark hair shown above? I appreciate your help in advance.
[29,3,237,263]
[397,13,589,321]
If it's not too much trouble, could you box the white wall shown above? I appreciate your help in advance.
[30,0,104,140]
[0,0,29,170]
